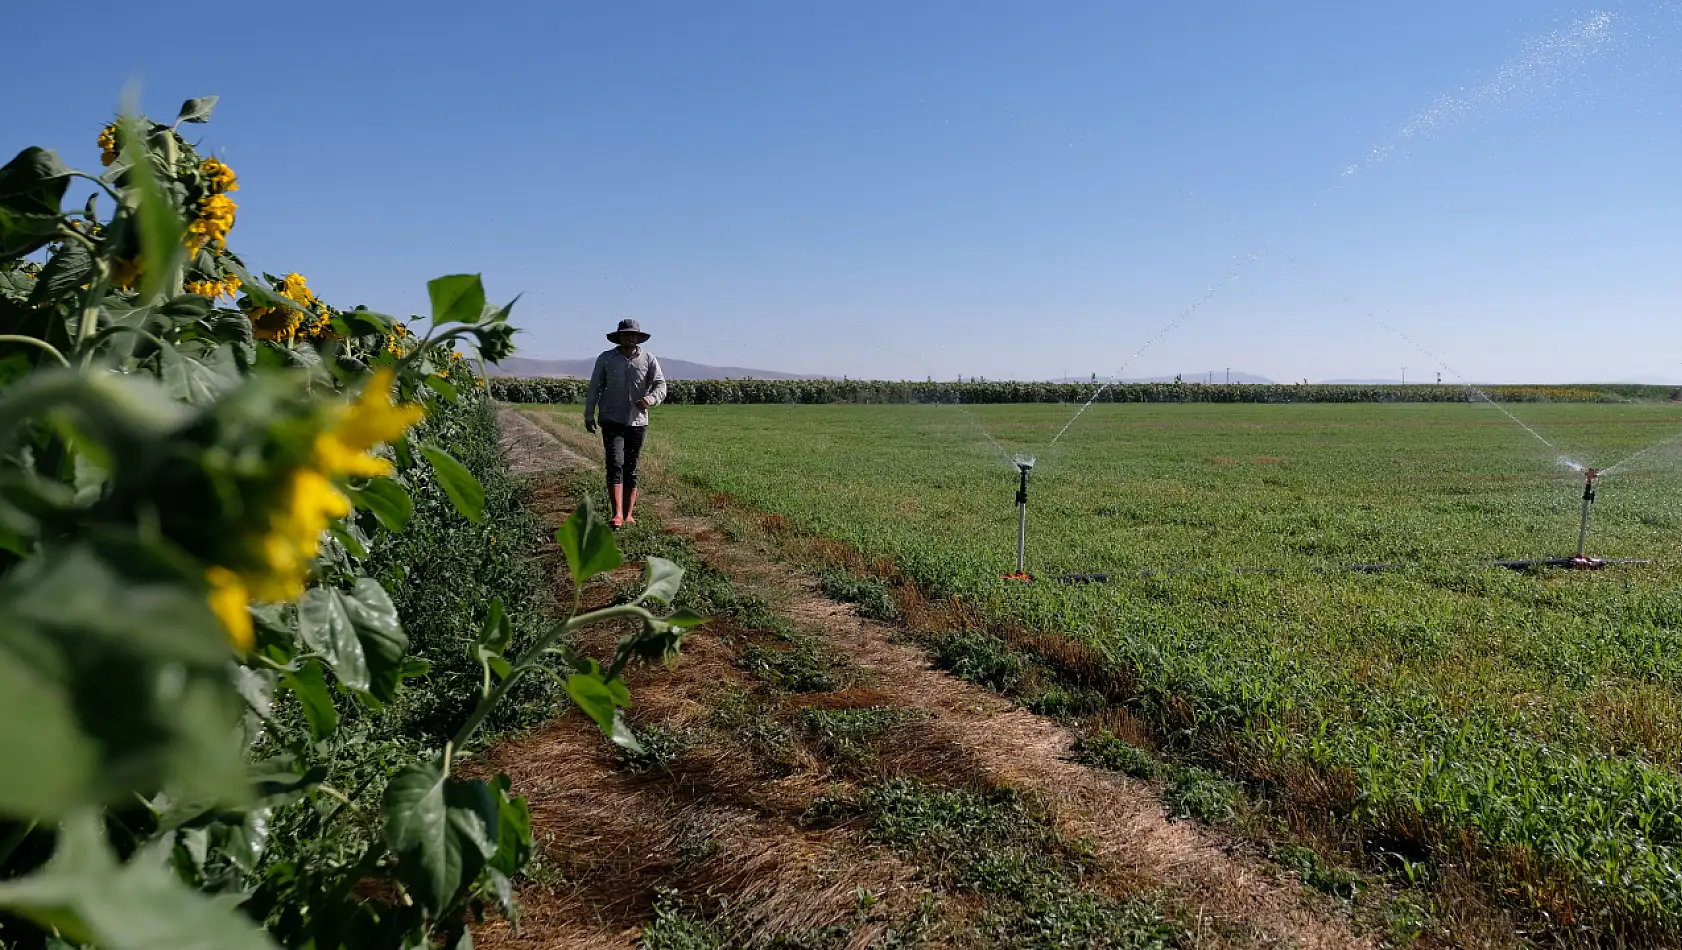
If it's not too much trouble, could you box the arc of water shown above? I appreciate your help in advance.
[1601,428,1682,476]
[850,321,1018,466]
[1047,247,1268,448]
[1330,292,1572,454]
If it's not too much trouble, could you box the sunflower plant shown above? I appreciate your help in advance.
[0,97,700,949]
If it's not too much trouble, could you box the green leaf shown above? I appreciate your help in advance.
[487,775,532,878]
[488,293,521,325]
[329,522,369,559]
[297,587,367,692]
[28,241,93,305]
[0,812,278,950]
[0,545,246,817]
[233,666,275,723]
[0,147,70,209]
[625,618,686,666]
[477,599,513,656]
[383,761,500,912]
[159,342,239,406]
[553,493,621,586]
[0,147,71,257]
[332,308,393,338]
[0,207,63,259]
[176,96,219,124]
[427,274,487,325]
[347,476,414,532]
[119,116,186,302]
[420,443,484,523]
[639,556,684,605]
[222,807,273,873]
[0,648,99,819]
[295,581,408,702]
[665,608,710,630]
[158,293,215,323]
[610,709,643,753]
[423,372,459,402]
[279,660,339,743]
[340,579,410,703]
[564,669,616,731]
[564,665,638,751]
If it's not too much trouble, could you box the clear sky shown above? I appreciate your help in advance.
[8,2,1681,383]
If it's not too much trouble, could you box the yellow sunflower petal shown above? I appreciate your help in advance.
[205,566,254,651]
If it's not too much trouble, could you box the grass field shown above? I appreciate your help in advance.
[582,400,1682,939]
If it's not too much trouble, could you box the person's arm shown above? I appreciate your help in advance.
[584,354,604,431]
[641,355,667,409]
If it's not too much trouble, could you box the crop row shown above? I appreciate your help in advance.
[493,376,1679,406]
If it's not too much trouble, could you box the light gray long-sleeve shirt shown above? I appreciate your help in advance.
[584,347,666,426]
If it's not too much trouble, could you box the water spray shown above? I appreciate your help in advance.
[1003,455,1035,581]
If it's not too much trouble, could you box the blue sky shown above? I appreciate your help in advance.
[8,1,1681,382]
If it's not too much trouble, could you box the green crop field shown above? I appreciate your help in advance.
[542,400,1682,936]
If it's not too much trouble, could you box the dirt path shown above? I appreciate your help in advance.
[481,406,1378,949]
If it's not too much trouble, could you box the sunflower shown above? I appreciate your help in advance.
[204,567,254,650]
[200,158,239,195]
[276,272,316,306]
[206,371,425,643]
[97,123,119,166]
[251,306,305,342]
[186,274,243,301]
[248,273,317,341]
[187,194,239,252]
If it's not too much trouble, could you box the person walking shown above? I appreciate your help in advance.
[584,319,667,528]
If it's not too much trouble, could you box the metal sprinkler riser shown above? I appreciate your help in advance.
[1004,456,1034,581]
[1575,468,1598,562]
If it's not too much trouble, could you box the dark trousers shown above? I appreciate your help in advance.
[601,420,647,492]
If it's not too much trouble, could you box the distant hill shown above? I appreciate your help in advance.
[490,356,819,381]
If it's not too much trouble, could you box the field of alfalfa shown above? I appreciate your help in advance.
[540,400,1682,941]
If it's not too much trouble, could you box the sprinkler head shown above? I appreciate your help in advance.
[1584,468,1599,482]
[1012,455,1036,473]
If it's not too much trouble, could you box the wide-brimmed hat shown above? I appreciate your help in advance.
[607,318,650,344]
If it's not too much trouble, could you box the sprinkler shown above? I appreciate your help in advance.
[1572,468,1602,568]
[1003,455,1035,581]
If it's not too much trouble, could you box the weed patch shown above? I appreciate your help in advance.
[819,568,900,621]
[798,707,923,762]
[929,631,1032,694]
[616,723,695,773]
[740,642,847,693]
[640,889,731,950]
[712,691,802,770]
[1027,685,1108,718]
[1074,733,1159,779]
[1270,842,1367,901]
[1163,767,1241,824]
